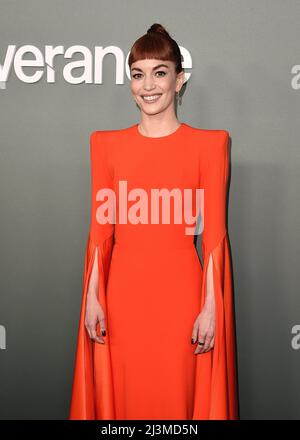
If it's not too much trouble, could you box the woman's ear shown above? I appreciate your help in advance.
[176,70,185,93]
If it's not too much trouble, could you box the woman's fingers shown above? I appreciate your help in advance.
[202,330,214,352]
[91,325,105,344]
[207,335,215,351]
[194,331,206,354]
[192,312,215,355]
[97,313,106,343]
[85,326,92,339]
[84,297,106,344]
[192,318,204,354]
[191,321,198,345]
[98,314,107,338]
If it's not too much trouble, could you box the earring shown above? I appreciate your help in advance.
[176,91,182,106]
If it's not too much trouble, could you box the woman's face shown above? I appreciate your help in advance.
[130,58,184,116]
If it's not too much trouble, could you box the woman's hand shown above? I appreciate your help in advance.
[85,292,107,344]
[191,300,215,354]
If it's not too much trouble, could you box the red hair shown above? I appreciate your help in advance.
[128,23,183,74]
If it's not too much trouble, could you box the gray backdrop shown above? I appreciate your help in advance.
[0,0,299,420]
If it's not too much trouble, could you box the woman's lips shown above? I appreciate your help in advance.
[141,94,162,103]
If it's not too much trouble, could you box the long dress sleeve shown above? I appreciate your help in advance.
[69,131,115,420]
[192,131,239,420]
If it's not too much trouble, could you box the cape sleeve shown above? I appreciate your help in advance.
[69,131,115,420]
[192,131,239,420]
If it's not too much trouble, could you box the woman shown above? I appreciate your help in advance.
[69,23,239,420]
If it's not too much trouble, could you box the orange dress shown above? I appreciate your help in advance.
[69,123,239,420]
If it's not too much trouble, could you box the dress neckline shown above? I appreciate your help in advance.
[134,122,186,140]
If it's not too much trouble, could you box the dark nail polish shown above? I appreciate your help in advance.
[191,338,194,344]
[102,330,106,336]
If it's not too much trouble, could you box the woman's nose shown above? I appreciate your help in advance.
[143,76,156,90]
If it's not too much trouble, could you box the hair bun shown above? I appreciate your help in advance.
[128,23,183,75]
[147,23,171,38]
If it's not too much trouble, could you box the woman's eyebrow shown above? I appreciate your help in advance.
[131,64,169,72]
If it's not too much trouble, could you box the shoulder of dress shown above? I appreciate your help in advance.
[206,129,230,139]
[89,128,122,155]
[205,130,230,152]
[90,129,114,142]
[89,130,102,153]
[217,129,230,140]
[185,125,229,140]
[215,131,230,151]
[198,130,229,165]
[89,131,111,163]
[90,130,100,145]
[210,131,229,159]
[209,131,230,170]
[91,126,132,137]
[90,127,130,146]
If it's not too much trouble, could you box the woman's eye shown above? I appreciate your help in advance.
[131,71,167,79]
[155,71,166,77]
